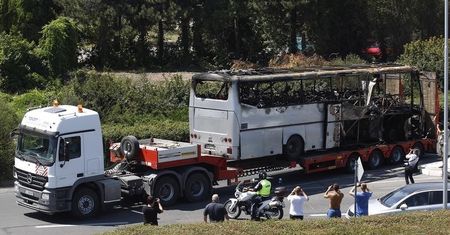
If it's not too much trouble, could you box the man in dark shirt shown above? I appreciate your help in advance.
[142,196,164,225]
[203,194,229,223]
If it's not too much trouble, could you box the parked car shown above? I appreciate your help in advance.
[346,182,450,217]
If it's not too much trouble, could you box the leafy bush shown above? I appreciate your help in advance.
[398,37,444,80]
[0,100,19,181]
[329,54,367,66]
[0,33,48,93]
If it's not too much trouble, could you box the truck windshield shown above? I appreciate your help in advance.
[17,131,57,166]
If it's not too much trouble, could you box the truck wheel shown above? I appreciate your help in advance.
[120,136,140,161]
[154,176,179,206]
[345,153,359,173]
[71,188,99,219]
[412,142,425,158]
[368,149,384,169]
[390,146,405,164]
[184,173,211,202]
[284,135,304,161]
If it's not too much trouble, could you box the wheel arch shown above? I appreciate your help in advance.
[181,166,213,189]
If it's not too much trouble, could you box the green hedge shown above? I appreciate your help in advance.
[0,98,19,181]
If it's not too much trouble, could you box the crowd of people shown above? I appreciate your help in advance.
[143,148,421,225]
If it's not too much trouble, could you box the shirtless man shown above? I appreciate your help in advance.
[323,183,344,218]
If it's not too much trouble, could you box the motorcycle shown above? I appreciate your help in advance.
[224,181,285,220]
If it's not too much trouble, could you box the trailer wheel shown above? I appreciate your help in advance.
[345,153,359,174]
[120,136,140,161]
[184,173,211,202]
[154,176,179,206]
[412,142,425,158]
[389,146,405,164]
[368,149,384,169]
[71,188,99,219]
[284,135,304,160]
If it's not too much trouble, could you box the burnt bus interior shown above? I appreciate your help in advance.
[192,65,436,149]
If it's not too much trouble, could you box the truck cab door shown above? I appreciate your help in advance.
[55,135,85,188]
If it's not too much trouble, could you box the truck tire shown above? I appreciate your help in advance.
[368,149,384,169]
[389,146,405,164]
[71,188,99,219]
[154,176,180,206]
[184,172,211,202]
[120,136,140,161]
[284,135,304,161]
[345,153,359,174]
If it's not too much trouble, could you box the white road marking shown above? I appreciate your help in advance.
[35,222,128,229]
[131,210,143,215]
[308,213,348,217]
[35,225,75,228]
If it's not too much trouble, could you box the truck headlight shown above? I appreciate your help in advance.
[13,169,17,179]
[14,185,19,193]
[41,193,50,200]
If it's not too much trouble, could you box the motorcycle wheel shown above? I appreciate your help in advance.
[224,200,241,219]
[265,206,283,220]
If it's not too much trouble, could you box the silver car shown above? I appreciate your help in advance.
[346,182,450,217]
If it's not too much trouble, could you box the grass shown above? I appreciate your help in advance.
[103,210,450,235]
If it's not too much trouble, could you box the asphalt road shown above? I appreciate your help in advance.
[0,155,444,235]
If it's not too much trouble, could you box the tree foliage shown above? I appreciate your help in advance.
[37,16,79,78]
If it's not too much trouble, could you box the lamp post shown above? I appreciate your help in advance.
[443,0,448,209]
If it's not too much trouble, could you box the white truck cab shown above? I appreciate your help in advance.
[14,104,121,218]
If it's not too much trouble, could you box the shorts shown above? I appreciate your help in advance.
[327,208,341,218]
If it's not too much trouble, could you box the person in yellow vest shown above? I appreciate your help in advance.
[251,171,272,220]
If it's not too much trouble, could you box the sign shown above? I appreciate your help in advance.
[357,157,364,182]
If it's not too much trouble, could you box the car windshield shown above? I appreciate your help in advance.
[17,131,57,166]
[379,187,410,207]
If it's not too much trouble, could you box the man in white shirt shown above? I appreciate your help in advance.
[287,186,309,220]
[405,148,419,184]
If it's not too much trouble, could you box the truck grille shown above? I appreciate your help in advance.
[15,167,48,191]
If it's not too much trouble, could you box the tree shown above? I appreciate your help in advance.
[37,17,79,79]
[0,97,17,181]
[0,33,46,93]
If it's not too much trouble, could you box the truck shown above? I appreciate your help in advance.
[12,64,439,218]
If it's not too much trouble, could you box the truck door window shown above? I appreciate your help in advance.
[59,136,81,161]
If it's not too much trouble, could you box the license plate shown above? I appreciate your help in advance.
[24,190,34,196]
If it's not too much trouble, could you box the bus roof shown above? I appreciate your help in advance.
[192,64,417,82]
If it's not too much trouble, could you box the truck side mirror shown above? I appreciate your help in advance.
[58,138,70,164]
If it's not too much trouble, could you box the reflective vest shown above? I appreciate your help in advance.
[258,179,271,197]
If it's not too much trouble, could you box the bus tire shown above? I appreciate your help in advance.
[412,142,425,158]
[120,135,140,161]
[368,149,384,169]
[389,146,405,164]
[154,176,180,206]
[184,173,211,202]
[284,135,304,161]
[71,187,99,219]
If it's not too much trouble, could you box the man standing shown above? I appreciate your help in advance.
[287,186,309,220]
[251,171,272,220]
[323,183,344,218]
[142,196,164,225]
[405,148,419,184]
[349,183,372,216]
[204,194,229,223]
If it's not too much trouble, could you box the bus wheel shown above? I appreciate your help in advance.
[412,142,425,158]
[154,176,180,207]
[284,135,304,161]
[389,146,405,164]
[368,149,384,169]
[184,172,211,202]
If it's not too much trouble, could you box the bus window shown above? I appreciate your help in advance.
[194,80,230,100]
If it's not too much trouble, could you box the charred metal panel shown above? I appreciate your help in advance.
[420,72,438,138]
[326,104,341,149]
